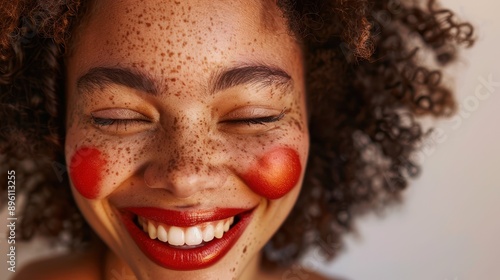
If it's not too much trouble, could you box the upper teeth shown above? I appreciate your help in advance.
[138,216,235,246]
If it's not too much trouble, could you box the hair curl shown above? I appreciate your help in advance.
[0,0,474,269]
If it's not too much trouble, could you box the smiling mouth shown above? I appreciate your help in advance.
[120,207,254,270]
[136,215,237,248]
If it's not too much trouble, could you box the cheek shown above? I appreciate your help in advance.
[69,147,107,199]
[242,147,302,200]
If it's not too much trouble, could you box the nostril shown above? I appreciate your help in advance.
[143,164,172,190]
[144,176,154,188]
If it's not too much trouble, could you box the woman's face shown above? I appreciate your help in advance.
[65,0,308,278]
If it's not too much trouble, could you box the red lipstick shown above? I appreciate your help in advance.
[120,207,254,270]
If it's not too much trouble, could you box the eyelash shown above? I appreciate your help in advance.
[91,114,149,128]
[222,109,286,126]
[90,109,286,128]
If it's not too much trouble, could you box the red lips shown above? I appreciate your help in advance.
[120,207,254,270]
[125,207,245,227]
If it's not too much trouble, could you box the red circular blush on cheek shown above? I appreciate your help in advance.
[242,147,302,200]
[69,147,106,199]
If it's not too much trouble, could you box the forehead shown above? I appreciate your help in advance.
[69,0,293,66]
[89,0,279,30]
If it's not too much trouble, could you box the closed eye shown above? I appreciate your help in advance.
[91,116,150,127]
[90,109,152,133]
[222,109,286,126]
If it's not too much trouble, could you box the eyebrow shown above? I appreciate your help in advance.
[76,65,292,96]
[209,65,292,94]
[77,67,159,95]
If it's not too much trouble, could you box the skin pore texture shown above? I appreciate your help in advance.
[64,0,310,279]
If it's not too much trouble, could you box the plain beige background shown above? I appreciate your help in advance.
[302,0,500,279]
[2,0,499,279]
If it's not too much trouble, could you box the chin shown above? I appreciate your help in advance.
[74,194,297,279]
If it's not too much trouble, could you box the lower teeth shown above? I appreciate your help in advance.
[171,242,207,249]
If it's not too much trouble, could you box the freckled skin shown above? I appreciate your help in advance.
[69,147,106,199]
[243,148,301,199]
[64,0,309,279]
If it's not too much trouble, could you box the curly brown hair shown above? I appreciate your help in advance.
[0,0,474,269]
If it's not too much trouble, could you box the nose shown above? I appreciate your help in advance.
[143,158,227,199]
[142,115,227,199]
